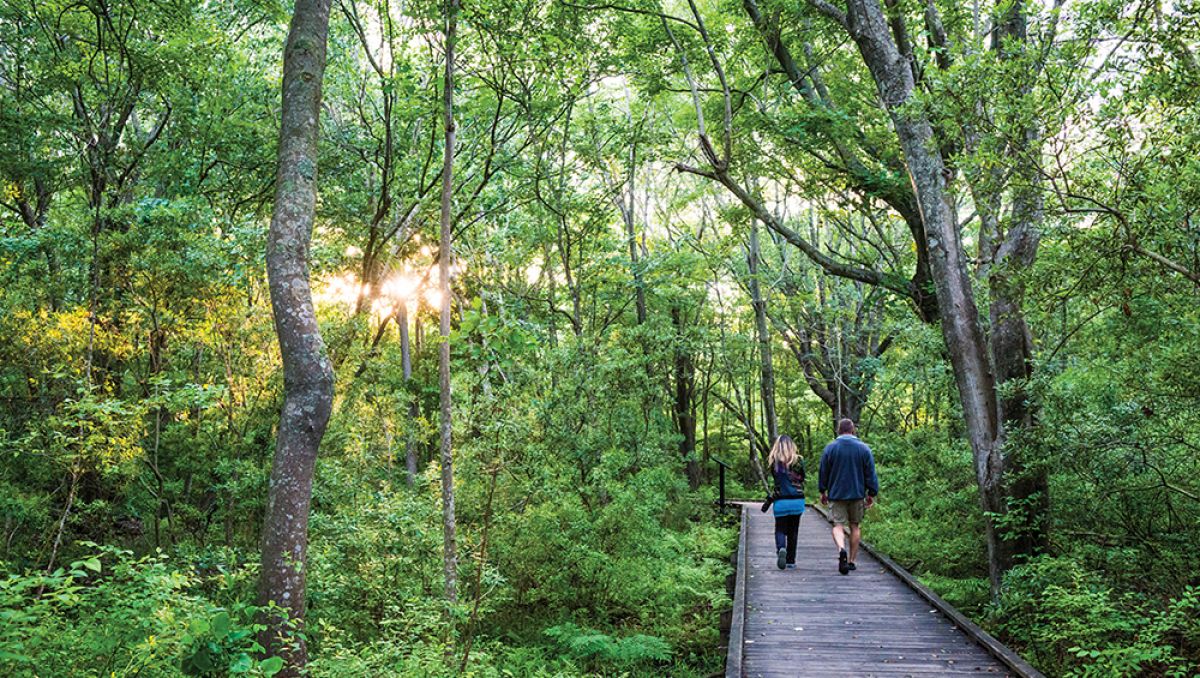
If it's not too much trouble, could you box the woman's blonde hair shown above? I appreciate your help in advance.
[768,435,799,471]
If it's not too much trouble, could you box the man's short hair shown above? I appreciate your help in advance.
[837,418,856,435]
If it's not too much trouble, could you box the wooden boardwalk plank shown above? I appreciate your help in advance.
[727,502,1039,678]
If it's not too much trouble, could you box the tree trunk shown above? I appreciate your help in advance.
[438,0,460,610]
[399,304,419,485]
[832,388,864,434]
[840,0,1008,591]
[256,0,335,672]
[625,209,648,325]
[984,0,1051,572]
[672,307,701,489]
[620,161,648,325]
[747,220,778,444]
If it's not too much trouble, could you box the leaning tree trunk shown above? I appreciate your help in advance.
[987,215,1047,577]
[839,0,1010,592]
[747,220,779,444]
[257,0,335,672]
[438,0,460,610]
[740,0,939,323]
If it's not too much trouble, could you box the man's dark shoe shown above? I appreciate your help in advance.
[777,548,787,570]
[848,562,857,571]
[838,549,849,575]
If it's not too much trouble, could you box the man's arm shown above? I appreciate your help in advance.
[864,447,879,499]
[818,450,828,493]
[818,448,830,504]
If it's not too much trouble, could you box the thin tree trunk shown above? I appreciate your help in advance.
[625,207,647,325]
[621,146,647,325]
[459,466,499,673]
[544,241,559,352]
[40,464,80,591]
[415,312,423,352]
[399,304,419,485]
[701,361,711,476]
[438,0,460,611]
[256,0,335,672]
[747,220,778,444]
[672,307,701,489]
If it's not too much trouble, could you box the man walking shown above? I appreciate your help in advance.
[819,419,878,575]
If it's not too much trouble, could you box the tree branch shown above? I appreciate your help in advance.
[808,0,848,27]
[1129,244,1200,285]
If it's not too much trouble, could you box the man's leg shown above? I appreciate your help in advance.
[848,523,861,564]
[829,501,848,551]
[829,501,851,574]
[847,500,866,569]
[830,522,846,551]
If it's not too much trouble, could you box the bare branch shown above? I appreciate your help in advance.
[561,1,699,33]
[685,0,732,164]
[1128,244,1200,285]
[807,0,847,27]
[676,160,914,298]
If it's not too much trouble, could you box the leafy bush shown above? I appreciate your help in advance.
[0,544,280,677]
[180,610,282,677]
[855,430,991,612]
[989,557,1199,676]
[543,623,671,671]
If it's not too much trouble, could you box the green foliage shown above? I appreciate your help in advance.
[991,558,1200,677]
[0,544,278,677]
[860,430,990,610]
[180,610,281,678]
[543,623,671,671]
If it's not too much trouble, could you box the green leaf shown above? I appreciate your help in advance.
[230,653,253,673]
[260,656,284,676]
[212,611,231,637]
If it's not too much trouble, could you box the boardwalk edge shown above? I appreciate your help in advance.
[809,503,1046,678]
[724,503,749,678]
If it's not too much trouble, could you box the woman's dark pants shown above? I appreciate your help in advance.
[774,514,801,565]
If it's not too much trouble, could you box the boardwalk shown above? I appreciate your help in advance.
[726,503,1041,678]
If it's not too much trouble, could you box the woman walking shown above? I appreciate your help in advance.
[769,435,806,570]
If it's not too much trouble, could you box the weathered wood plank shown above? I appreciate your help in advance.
[725,501,1040,678]
[809,504,1045,678]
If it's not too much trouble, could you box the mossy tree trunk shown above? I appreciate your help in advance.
[256,0,334,672]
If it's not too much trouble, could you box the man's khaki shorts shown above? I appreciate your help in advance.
[829,499,866,526]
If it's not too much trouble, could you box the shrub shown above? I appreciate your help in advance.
[543,623,671,672]
[0,544,280,677]
[989,557,1199,676]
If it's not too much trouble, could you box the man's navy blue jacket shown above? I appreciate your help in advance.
[818,435,879,501]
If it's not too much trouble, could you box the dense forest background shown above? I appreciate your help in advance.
[1,0,1198,676]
